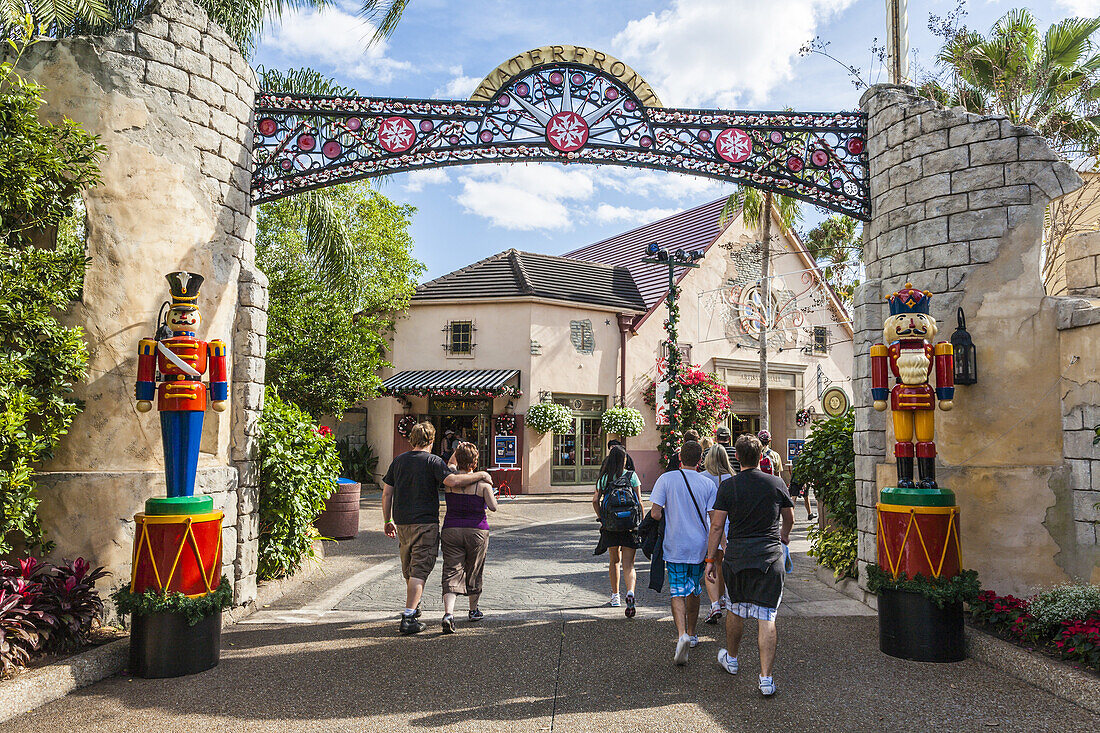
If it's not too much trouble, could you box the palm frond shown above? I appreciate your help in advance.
[1042,16,1100,70]
[360,0,409,44]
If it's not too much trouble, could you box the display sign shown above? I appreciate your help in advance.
[494,435,518,466]
[655,356,670,426]
[787,439,806,464]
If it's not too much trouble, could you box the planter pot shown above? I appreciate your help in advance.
[877,588,965,663]
[129,610,221,678]
[315,478,361,540]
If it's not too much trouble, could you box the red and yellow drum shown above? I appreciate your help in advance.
[131,511,223,596]
[876,502,961,580]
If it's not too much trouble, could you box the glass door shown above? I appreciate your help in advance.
[551,395,607,485]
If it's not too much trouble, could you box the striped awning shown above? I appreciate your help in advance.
[382,369,521,395]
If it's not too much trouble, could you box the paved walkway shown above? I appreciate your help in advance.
[12,495,1100,732]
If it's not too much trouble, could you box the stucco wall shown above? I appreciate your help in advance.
[856,84,1099,595]
[16,0,262,603]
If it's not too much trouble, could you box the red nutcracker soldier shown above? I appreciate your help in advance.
[870,283,955,490]
[135,272,229,499]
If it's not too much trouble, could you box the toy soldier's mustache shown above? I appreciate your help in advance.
[897,326,927,335]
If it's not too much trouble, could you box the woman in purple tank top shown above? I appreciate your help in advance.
[440,442,498,633]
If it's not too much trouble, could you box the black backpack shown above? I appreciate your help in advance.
[599,471,640,531]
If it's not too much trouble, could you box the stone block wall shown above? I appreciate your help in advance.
[18,0,263,604]
[857,85,1099,593]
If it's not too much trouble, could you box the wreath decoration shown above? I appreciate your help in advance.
[494,413,516,436]
[397,415,417,438]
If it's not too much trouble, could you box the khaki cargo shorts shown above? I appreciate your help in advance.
[396,523,440,581]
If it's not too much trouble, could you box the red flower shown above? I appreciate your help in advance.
[317,426,333,437]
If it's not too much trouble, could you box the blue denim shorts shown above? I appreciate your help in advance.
[666,561,705,597]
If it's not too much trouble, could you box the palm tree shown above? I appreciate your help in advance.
[919,8,1100,162]
[804,214,862,303]
[721,188,802,433]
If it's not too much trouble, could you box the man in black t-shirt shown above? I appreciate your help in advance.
[704,434,794,696]
[383,421,491,635]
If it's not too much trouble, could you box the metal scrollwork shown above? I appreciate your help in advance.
[253,62,870,219]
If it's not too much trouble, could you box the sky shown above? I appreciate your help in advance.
[252,0,1098,280]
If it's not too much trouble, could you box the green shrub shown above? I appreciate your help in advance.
[807,525,857,579]
[526,402,574,434]
[0,57,103,553]
[792,412,855,530]
[336,437,378,484]
[1027,583,1100,635]
[258,388,341,580]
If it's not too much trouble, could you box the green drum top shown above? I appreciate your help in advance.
[145,495,215,515]
[879,486,957,507]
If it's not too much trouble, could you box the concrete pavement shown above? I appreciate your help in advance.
[11,495,1099,732]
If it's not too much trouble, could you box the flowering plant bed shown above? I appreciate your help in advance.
[969,585,1100,675]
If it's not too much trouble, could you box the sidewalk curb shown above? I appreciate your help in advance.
[965,625,1100,714]
[812,563,877,610]
[0,539,326,723]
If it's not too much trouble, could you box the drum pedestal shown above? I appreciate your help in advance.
[128,503,225,678]
[875,487,965,663]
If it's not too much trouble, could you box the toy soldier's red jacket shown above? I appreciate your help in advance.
[136,334,228,410]
[871,340,954,410]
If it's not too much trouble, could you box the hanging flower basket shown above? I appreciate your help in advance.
[525,402,574,434]
[601,407,645,437]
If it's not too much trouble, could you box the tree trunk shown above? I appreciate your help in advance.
[759,192,773,432]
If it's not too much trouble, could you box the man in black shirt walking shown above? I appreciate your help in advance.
[383,421,491,635]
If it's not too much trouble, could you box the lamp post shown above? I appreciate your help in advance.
[641,243,703,439]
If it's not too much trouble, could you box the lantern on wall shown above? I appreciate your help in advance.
[949,307,977,385]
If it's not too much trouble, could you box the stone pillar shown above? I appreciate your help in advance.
[19,0,261,603]
[857,84,1094,594]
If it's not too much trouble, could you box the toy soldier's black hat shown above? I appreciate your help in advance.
[166,271,204,311]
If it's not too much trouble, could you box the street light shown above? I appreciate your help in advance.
[641,243,703,439]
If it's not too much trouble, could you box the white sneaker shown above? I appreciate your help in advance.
[609,593,621,607]
[759,675,776,696]
[674,633,691,665]
[689,635,699,648]
[718,648,739,675]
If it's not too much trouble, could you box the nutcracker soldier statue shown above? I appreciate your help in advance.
[128,272,228,678]
[870,283,955,490]
[136,271,229,508]
[870,283,965,663]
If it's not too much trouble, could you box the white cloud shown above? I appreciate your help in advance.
[612,0,855,107]
[455,165,596,231]
[1057,0,1100,15]
[600,169,726,201]
[434,65,482,99]
[259,3,412,84]
[593,204,679,224]
[401,168,450,193]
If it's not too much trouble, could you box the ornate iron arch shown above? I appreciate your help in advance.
[253,55,870,220]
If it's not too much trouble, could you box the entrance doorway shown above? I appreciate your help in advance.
[729,413,760,438]
[426,397,491,461]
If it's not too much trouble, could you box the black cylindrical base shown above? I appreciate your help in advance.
[129,610,221,678]
[877,588,965,663]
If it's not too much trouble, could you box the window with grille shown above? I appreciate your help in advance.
[443,320,475,355]
[570,320,594,354]
[813,326,828,355]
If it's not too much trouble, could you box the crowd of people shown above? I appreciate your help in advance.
[380,420,810,697]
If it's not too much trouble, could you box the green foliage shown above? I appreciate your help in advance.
[112,577,232,626]
[336,437,378,484]
[526,402,574,434]
[803,215,862,302]
[791,412,855,530]
[601,407,644,437]
[258,387,341,580]
[1027,583,1100,635]
[0,57,101,553]
[258,182,422,418]
[865,564,981,609]
[919,7,1100,160]
[807,525,857,579]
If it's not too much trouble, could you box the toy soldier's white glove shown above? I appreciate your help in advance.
[873,400,887,412]
[212,400,228,412]
[136,400,153,413]
[938,399,953,411]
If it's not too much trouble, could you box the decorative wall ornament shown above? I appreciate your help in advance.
[253,57,869,219]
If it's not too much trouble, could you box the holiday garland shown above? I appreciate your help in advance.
[865,565,981,609]
[112,577,233,626]
[644,361,733,469]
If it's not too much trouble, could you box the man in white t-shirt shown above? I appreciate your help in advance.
[650,440,718,666]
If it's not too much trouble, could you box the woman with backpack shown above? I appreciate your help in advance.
[592,445,644,617]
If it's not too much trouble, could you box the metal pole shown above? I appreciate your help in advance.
[886,0,909,84]
[667,262,679,438]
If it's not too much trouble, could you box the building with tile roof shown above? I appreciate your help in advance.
[347,198,854,494]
